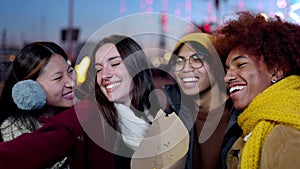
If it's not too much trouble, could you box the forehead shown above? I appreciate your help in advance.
[227,48,249,61]
[39,54,67,75]
[44,54,67,68]
[95,43,119,63]
[178,43,196,56]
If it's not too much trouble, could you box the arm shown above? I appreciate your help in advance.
[261,124,300,169]
[0,100,95,169]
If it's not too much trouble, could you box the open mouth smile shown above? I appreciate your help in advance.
[63,91,75,100]
[106,82,121,90]
[229,85,246,94]
[182,77,198,83]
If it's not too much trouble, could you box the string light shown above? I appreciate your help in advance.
[119,0,126,13]
[75,56,90,85]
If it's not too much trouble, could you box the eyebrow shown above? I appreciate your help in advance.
[53,65,71,76]
[231,55,247,62]
[50,71,63,80]
[225,55,247,69]
[177,53,197,58]
[94,56,121,67]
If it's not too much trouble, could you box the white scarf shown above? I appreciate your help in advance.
[114,103,151,150]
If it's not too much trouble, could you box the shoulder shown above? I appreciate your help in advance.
[1,116,37,141]
[261,124,300,169]
[264,124,300,146]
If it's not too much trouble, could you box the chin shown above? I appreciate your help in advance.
[182,90,199,96]
[62,101,75,107]
[233,104,246,111]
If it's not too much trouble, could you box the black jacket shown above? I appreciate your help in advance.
[163,83,195,169]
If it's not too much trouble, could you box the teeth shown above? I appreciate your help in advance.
[65,92,73,97]
[183,77,198,82]
[106,82,120,89]
[229,86,245,94]
[63,92,74,99]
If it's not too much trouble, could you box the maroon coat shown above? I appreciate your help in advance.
[0,100,115,169]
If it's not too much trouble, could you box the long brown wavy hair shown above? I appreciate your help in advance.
[91,35,161,131]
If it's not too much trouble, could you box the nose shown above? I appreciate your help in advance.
[182,59,194,72]
[101,66,113,79]
[224,69,236,83]
[66,72,75,88]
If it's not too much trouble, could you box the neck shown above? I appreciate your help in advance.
[194,82,227,112]
[43,105,67,116]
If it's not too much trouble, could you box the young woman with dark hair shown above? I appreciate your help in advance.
[0,41,75,168]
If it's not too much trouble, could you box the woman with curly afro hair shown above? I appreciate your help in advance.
[212,11,300,169]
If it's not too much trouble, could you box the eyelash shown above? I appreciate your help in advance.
[95,62,121,73]
[68,68,74,74]
[237,63,247,68]
[52,68,74,81]
[112,62,120,67]
[53,76,62,81]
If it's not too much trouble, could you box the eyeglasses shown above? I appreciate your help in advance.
[171,54,204,71]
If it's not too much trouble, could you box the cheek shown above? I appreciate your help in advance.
[198,67,211,81]
[124,75,134,91]
[252,79,271,94]
[44,84,59,96]
[247,73,272,99]
[37,81,49,94]
[96,76,106,94]
[96,74,102,86]
[41,87,55,104]
[174,72,180,82]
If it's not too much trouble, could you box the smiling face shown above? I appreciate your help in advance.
[36,54,75,108]
[174,43,213,96]
[95,43,133,106]
[225,47,273,111]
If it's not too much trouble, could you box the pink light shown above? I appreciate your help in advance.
[120,0,126,13]
[146,6,153,12]
[207,2,213,12]
[119,7,126,13]
[277,0,287,8]
[257,2,263,11]
[185,0,192,11]
[163,25,169,32]
[140,1,145,9]
[146,0,153,5]
[174,9,181,16]
[238,1,244,9]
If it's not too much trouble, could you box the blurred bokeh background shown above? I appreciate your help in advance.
[0,0,299,93]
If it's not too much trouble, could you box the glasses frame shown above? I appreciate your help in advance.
[171,53,204,72]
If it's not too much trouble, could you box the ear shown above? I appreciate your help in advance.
[271,68,285,82]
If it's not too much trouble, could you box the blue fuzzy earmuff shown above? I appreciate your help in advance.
[12,79,46,110]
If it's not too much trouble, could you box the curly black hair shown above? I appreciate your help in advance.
[212,11,300,76]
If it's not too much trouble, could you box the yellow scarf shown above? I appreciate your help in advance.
[238,75,300,169]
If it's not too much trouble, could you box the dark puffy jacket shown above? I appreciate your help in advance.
[0,100,115,169]
[163,83,195,169]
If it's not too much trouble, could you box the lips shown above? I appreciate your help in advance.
[227,84,246,99]
[182,77,198,83]
[179,76,199,89]
[102,81,121,93]
[229,85,246,94]
[106,82,121,89]
[63,91,75,100]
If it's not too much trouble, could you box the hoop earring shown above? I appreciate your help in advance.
[271,79,277,84]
